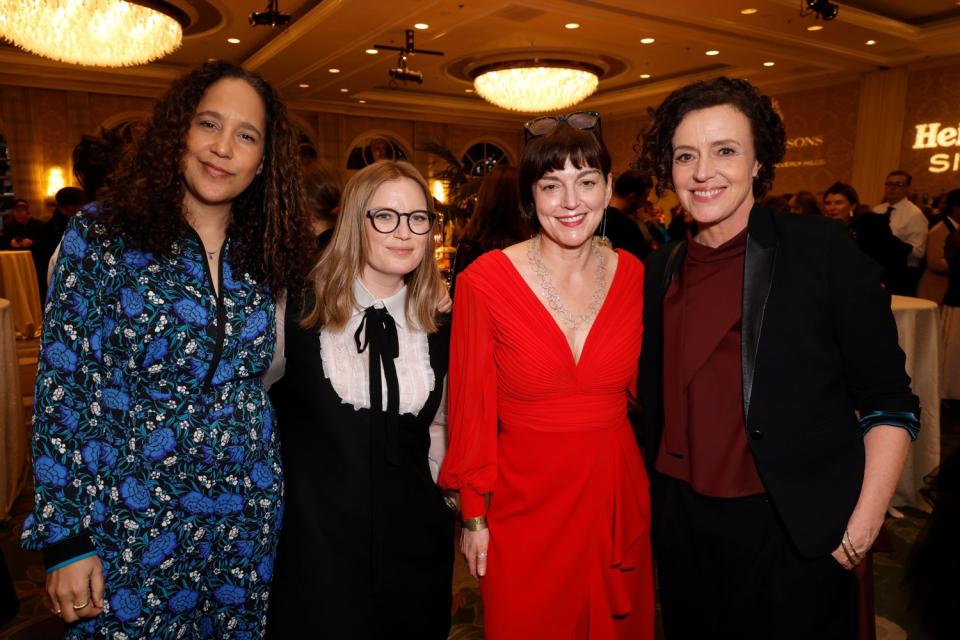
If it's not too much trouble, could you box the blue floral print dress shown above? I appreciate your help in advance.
[21,210,283,639]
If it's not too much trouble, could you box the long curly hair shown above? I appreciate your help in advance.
[639,77,786,199]
[102,60,313,297]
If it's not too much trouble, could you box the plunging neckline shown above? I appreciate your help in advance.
[496,248,624,367]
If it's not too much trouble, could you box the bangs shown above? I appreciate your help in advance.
[517,123,611,228]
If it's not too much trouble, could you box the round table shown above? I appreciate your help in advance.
[0,298,27,523]
[0,250,42,338]
[889,295,941,511]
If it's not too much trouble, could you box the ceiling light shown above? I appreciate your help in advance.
[358,99,367,104]
[328,68,340,73]
[640,73,651,79]
[706,50,720,56]
[0,0,187,67]
[365,48,379,54]
[414,22,429,29]
[472,61,602,113]
[227,37,240,44]
[640,37,655,44]
[807,25,824,31]
[464,88,474,93]
[565,23,580,29]
[740,8,758,14]
[340,88,349,92]
[865,39,876,45]
[763,61,775,67]
[298,83,309,88]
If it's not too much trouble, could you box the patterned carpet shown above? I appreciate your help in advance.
[3,403,956,639]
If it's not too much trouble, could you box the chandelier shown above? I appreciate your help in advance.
[0,0,188,67]
[472,61,602,113]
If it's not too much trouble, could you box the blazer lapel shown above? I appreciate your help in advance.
[741,206,778,422]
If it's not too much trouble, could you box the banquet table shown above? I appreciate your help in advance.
[0,250,42,338]
[890,295,941,511]
[0,298,27,523]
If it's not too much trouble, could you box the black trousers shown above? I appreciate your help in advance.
[652,474,858,640]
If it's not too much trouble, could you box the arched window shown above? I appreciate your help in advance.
[461,142,509,177]
[297,130,318,162]
[0,132,13,211]
[346,135,409,170]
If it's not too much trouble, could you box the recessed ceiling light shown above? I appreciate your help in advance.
[640,73,651,79]
[865,39,877,45]
[706,50,720,56]
[227,38,240,44]
[414,23,429,30]
[328,68,340,73]
[464,88,474,93]
[358,99,367,104]
[763,61,775,67]
[365,48,379,55]
[740,8,758,15]
[807,25,824,31]
[565,23,580,29]
[340,88,349,93]
[298,83,309,88]
[640,37,655,44]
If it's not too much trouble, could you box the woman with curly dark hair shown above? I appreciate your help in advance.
[636,77,918,638]
[21,60,312,639]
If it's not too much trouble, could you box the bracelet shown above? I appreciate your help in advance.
[463,515,488,531]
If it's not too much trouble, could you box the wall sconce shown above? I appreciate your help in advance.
[46,166,65,196]
[430,179,447,204]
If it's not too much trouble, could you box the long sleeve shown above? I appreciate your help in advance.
[925,224,949,274]
[827,221,920,428]
[427,378,448,483]
[438,270,498,519]
[20,213,114,569]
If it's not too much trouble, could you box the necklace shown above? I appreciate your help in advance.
[527,235,608,331]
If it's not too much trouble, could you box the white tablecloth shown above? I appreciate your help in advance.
[0,250,42,338]
[890,295,941,510]
[0,298,27,523]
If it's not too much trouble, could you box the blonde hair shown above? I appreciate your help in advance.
[302,160,444,333]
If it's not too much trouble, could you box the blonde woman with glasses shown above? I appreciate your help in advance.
[267,161,454,638]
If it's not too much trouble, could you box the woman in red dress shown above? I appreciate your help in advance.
[439,113,653,639]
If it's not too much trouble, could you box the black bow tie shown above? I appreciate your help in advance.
[354,306,401,466]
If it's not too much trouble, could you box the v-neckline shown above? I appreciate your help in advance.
[496,248,623,368]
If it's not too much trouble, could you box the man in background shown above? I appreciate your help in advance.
[597,170,654,260]
[871,170,928,295]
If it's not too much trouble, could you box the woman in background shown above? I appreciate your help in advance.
[22,60,311,638]
[822,182,859,222]
[268,160,453,638]
[450,165,530,297]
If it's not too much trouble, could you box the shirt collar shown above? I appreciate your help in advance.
[353,278,408,329]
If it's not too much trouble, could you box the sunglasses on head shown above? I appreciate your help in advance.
[523,111,601,142]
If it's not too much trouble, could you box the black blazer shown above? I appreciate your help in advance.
[637,204,919,557]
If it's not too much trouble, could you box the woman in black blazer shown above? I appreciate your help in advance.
[636,77,918,639]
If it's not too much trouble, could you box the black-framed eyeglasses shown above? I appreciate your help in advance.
[365,208,436,235]
[524,111,601,141]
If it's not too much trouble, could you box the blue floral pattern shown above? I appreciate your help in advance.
[22,211,282,639]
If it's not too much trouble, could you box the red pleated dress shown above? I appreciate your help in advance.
[439,249,653,640]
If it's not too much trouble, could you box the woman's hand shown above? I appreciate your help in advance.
[47,555,105,623]
[461,527,490,579]
[831,516,881,570]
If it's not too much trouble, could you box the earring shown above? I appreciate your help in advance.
[596,206,612,248]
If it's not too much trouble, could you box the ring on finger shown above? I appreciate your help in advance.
[72,601,89,610]
[52,608,62,616]
[477,552,487,559]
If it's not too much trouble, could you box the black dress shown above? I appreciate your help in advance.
[267,300,454,639]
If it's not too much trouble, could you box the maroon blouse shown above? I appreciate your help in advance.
[655,229,766,497]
